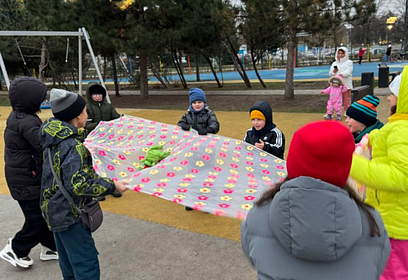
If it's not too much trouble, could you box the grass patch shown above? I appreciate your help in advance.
[0,97,10,106]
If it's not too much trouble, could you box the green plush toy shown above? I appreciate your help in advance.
[140,145,171,168]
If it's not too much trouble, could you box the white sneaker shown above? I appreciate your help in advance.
[40,246,58,261]
[0,238,33,268]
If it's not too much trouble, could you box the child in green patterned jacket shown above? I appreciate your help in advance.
[40,89,128,280]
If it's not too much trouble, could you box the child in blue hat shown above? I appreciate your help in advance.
[177,88,219,135]
[177,88,219,211]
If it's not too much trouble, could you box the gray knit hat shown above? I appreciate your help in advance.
[50,89,86,122]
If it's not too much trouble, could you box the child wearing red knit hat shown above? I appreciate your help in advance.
[241,121,390,280]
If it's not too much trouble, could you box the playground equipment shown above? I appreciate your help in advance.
[0,28,111,103]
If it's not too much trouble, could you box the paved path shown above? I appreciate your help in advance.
[0,195,255,280]
[103,87,391,96]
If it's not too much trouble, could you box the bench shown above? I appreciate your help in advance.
[351,85,371,103]
[390,71,400,82]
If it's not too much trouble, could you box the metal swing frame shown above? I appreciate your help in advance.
[0,27,110,102]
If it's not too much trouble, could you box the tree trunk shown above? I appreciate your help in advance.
[228,48,245,81]
[97,55,104,78]
[251,49,266,88]
[218,54,224,87]
[149,60,168,88]
[284,36,296,100]
[202,53,222,88]
[103,56,107,81]
[227,38,251,88]
[111,53,120,96]
[195,53,200,82]
[71,70,77,88]
[173,50,188,89]
[139,53,149,99]
[178,51,184,76]
[38,38,48,81]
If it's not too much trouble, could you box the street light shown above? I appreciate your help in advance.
[345,24,354,58]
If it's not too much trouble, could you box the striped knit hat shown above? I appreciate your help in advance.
[346,95,379,127]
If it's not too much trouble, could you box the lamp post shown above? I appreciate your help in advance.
[386,16,398,44]
[345,24,354,59]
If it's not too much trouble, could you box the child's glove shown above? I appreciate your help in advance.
[198,128,208,135]
[180,123,190,131]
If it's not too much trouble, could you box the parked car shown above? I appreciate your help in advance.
[369,47,386,55]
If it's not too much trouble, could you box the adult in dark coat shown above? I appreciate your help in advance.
[1,77,57,269]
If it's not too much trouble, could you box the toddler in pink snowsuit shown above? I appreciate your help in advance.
[321,76,348,121]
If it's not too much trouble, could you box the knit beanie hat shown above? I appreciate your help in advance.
[389,74,401,97]
[346,95,379,127]
[189,88,207,104]
[287,121,355,187]
[50,89,86,122]
[250,110,266,121]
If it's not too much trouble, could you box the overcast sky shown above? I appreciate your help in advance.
[232,0,405,16]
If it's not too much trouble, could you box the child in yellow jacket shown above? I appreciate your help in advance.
[350,68,408,280]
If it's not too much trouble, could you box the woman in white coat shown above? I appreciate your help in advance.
[329,47,353,117]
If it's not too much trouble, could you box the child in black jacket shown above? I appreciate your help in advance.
[1,77,57,269]
[178,88,219,211]
[177,88,219,135]
[244,101,285,159]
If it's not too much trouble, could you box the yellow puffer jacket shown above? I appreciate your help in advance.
[350,65,408,240]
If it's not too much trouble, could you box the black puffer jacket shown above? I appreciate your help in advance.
[244,101,285,159]
[4,77,47,201]
[177,106,220,134]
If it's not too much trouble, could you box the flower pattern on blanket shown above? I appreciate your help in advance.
[85,115,287,219]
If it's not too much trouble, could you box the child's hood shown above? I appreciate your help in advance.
[40,118,82,148]
[335,47,349,63]
[249,101,273,125]
[86,83,107,104]
[330,76,344,86]
[9,77,47,114]
[268,177,362,262]
[395,65,408,114]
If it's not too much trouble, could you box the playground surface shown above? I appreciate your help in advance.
[0,96,391,279]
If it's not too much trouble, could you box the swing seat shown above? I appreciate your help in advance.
[41,101,51,109]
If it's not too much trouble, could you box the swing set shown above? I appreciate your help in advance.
[0,27,111,103]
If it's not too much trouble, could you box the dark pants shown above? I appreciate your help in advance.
[12,199,56,258]
[54,222,100,280]
[359,56,362,64]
